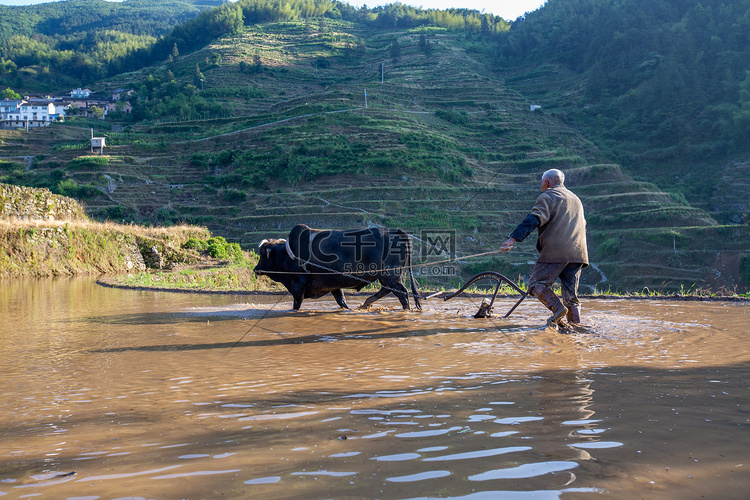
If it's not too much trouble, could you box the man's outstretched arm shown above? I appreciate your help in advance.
[501,214,541,252]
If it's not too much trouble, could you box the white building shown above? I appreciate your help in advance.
[71,88,92,98]
[0,98,65,129]
[1,98,25,129]
[91,136,106,154]
[0,98,23,114]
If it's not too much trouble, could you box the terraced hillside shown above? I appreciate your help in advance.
[502,62,750,229]
[4,19,748,292]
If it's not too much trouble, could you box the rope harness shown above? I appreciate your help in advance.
[265,241,527,317]
[281,238,420,302]
[259,247,507,276]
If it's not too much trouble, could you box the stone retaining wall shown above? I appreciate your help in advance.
[0,183,88,221]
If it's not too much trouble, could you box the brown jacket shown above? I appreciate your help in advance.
[531,185,588,266]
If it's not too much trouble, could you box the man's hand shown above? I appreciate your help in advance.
[500,237,516,253]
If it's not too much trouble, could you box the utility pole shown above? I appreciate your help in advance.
[381,62,384,83]
[364,89,367,109]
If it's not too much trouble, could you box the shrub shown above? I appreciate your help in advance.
[222,188,247,203]
[54,179,101,199]
[183,237,208,252]
[207,172,244,187]
[156,206,178,223]
[191,153,209,167]
[185,236,243,261]
[435,109,469,125]
[68,156,109,170]
[206,236,242,260]
[668,191,689,205]
[102,205,137,222]
[0,160,24,182]
[215,149,234,167]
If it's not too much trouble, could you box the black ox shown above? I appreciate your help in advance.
[254,224,422,311]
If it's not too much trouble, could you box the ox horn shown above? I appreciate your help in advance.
[285,239,297,261]
[258,239,269,247]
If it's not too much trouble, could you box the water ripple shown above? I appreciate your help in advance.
[424,446,531,461]
[387,470,451,482]
[468,461,578,481]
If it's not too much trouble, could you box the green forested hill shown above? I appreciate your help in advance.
[1,0,508,87]
[0,0,222,87]
[496,0,750,224]
[0,0,748,292]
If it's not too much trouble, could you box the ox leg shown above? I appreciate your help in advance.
[288,279,308,311]
[290,286,304,310]
[391,283,411,310]
[331,289,349,309]
[360,287,390,309]
[292,294,304,310]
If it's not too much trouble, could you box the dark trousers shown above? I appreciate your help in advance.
[528,262,584,309]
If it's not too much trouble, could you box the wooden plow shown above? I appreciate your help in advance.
[429,271,529,318]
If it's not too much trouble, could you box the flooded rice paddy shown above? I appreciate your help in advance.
[1,278,749,499]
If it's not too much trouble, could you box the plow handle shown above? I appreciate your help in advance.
[443,271,528,319]
[443,271,525,300]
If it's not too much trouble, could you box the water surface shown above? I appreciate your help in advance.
[1,278,748,499]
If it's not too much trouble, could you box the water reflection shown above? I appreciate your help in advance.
[0,278,748,499]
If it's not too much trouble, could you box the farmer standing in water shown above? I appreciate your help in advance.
[500,169,588,328]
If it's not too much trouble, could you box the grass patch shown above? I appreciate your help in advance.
[112,262,270,292]
[68,156,109,170]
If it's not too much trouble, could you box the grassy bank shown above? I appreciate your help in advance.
[99,258,274,293]
[0,218,210,278]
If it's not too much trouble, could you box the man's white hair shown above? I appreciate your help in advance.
[542,169,565,186]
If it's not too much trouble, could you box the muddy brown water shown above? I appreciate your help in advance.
[1,278,749,499]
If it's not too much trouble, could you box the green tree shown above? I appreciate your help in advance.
[419,33,433,57]
[390,39,401,62]
[480,16,490,37]
[91,106,105,120]
[1,87,21,99]
[194,63,205,84]
[0,58,17,74]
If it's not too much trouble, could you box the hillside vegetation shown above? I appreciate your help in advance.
[496,0,750,224]
[0,0,221,88]
[1,0,748,292]
[0,183,258,279]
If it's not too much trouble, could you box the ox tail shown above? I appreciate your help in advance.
[404,231,422,311]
